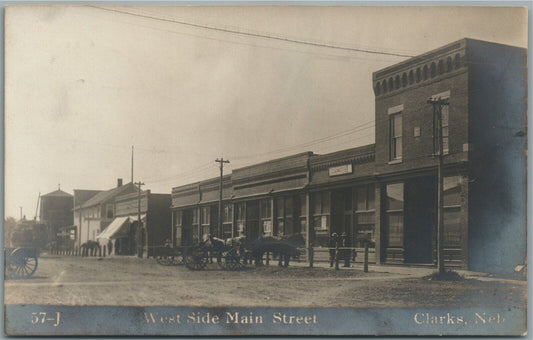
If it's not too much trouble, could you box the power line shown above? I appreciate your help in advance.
[86,5,414,58]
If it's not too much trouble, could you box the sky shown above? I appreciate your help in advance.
[4,5,528,219]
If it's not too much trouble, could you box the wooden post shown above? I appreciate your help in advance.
[364,242,369,273]
[309,246,314,268]
[335,243,340,270]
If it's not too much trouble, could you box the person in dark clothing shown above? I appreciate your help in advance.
[328,232,338,267]
[341,232,351,267]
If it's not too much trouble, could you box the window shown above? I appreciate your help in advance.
[443,176,462,246]
[390,113,403,160]
[222,203,233,238]
[175,210,183,227]
[192,208,199,225]
[432,91,450,155]
[260,199,271,219]
[201,207,210,225]
[454,53,461,69]
[299,194,307,236]
[312,191,330,230]
[386,183,404,247]
[356,185,375,211]
[235,202,245,237]
[222,203,233,223]
[260,199,272,236]
[174,210,182,246]
[441,104,449,154]
[355,185,376,247]
[446,56,453,72]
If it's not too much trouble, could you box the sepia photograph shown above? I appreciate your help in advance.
[3,4,528,336]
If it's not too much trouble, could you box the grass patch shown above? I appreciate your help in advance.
[423,270,468,281]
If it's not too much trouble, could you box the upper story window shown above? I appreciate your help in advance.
[106,204,114,219]
[431,90,451,155]
[388,105,403,161]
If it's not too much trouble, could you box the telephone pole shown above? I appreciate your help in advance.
[428,96,449,275]
[215,158,230,238]
[135,181,145,258]
[131,146,134,183]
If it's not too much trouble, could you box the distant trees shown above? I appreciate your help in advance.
[4,217,17,247]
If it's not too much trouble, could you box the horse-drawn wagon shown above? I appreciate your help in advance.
[5,247,39,279]
[4,221,46,279]
[182,233,305,271]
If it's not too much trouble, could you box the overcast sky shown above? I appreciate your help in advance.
[4,5,527,219]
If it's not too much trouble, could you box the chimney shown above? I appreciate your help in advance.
[117,178,123,187]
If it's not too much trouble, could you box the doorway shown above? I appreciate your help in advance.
[404,176,436,264]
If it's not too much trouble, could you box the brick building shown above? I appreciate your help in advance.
[170,38,526,274]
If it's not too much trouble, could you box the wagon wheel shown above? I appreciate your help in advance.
[156,256,173,266]
[223,249,242,271]
[185,247,208,270]
[170,255,184,266]
[6,248,38,279]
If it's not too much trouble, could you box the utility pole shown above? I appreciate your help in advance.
[428,96,449,275]
[19,206,23,221]
[215,158,230,238]
[135,181,145,258]
[131,146,134,183]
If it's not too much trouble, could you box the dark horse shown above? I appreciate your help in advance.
[248,233,304,267]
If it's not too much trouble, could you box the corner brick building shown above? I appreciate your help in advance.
[170,38,527,274]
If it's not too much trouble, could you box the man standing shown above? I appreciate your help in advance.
[328,233,338,267]
[341,232,351,268]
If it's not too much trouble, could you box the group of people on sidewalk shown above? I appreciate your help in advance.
[328,232,354,268]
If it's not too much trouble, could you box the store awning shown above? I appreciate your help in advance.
[97,216,130,240]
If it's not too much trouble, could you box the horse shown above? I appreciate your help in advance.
[203,235,248,265]
[247,234,303,267]
[81,240,101,256]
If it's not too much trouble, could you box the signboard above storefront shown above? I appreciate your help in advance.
[328,164,353,177]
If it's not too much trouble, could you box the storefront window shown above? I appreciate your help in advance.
[443,176,463,247]
[201,207,210,225]
[444,207,461,246]
[312,191,330,230]
[386,183,404,210]
[223,203,233,223]
[174,210,182,246]
[386,183,404,247]
[260,199,271,219]
[355,185,376,247]
[192,209,199,225]
[260,199,272,236]
[444,176,462,206]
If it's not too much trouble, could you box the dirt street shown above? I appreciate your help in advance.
[4,255,526,308]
